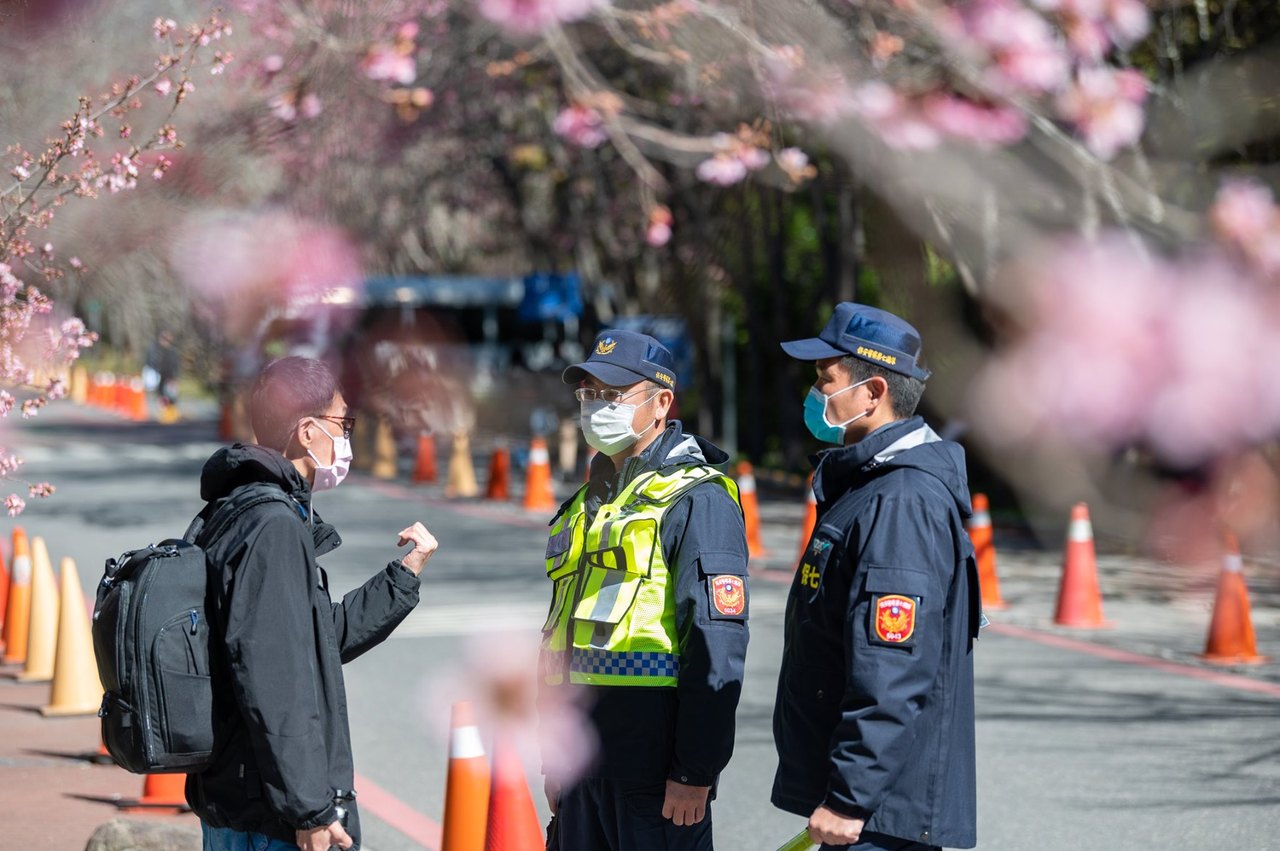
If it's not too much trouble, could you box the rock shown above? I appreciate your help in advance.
[84,818,201,851]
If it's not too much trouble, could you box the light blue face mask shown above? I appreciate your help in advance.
[803,378,871,444]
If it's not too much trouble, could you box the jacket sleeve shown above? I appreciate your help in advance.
[222,510,339,830]
[664,481,751,787]
[329,560,421,663]
[824,492,953,819]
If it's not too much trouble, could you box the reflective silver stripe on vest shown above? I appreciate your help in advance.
[571,648,679,678]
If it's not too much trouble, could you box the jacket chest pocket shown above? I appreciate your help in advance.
[572,515,657,628]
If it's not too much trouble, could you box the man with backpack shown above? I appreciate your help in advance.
[189,356,438,851]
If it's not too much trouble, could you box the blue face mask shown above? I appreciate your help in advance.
[803,378,871,444]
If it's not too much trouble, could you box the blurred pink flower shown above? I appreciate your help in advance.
[646,205,673,247]
[5,494,25,516]
[553,105,608,149]
[954,0,1072,94]
[154,78,173,97]
[1105,0,1150,46]
[361,45,416,84]
[766,56,858,125]
[696,154,749,186]
[418,631,597,788]
[973,235,1280,465]
[299,93,323,119]
[1209,180,1277,248]
[269,93,297,121]
[475,0,603,34]
[922,94,1028,145]
[261,54,285,74]
[1056,67,1147,159]
[851,83,940,150]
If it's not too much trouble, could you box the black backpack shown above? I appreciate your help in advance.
[92,484,296,774]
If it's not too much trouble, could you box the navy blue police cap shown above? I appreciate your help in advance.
[563,329,677,390]
[780,301,931,381]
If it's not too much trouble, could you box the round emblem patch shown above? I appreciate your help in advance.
[712,575,745,616]
[874,594,916,644]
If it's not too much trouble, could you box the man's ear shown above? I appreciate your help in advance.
[865,376,890,404]
[656,388,675,419]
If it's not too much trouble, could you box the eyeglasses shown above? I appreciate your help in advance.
[313,415,356,439]
[574,386,655,404]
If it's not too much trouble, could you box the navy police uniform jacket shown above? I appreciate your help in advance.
[550,421,750,788]
[772,417,979,848]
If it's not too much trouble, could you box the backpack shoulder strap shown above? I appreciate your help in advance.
[187,484,300,548]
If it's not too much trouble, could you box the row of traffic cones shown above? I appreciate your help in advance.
[1,528,105,713]
[965,498,1267,665]
[0,525,194,812]
[405,432,558,511]
[83,372,149,421]
[442,702,543,851]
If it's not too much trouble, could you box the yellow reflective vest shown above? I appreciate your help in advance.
[540,465,741,687]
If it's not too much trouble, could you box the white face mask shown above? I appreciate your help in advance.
[580,393,659,455]
[307,419,353,492]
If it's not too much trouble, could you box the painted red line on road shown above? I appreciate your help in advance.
[354,771,442,850]
[990,623,1280,698]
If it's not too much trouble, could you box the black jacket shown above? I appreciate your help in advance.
[553,421,750,788]
[772,417,980,848]
[187,444,420,847]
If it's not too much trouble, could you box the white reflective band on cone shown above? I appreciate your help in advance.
[1067,518,1093,542]
[968,511,991,527]
[1223,553,1244,574]
[450,725,485,759]
[739,475,756,493]
[530,447,549,464]
[11,555,30,584]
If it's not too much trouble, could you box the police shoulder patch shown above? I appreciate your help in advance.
[711,575,746,617]
[871,594,917,646]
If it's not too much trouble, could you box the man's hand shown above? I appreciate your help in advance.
[661,780,711,826]
[295,820,353,851]
[807,805,865,846]
[544,776,561,815]
[397,522,439,575]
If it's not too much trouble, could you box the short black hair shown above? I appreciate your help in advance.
[840,356,925,419]
[249,356,341,451]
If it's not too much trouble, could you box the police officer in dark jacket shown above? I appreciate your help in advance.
[188,356,439,851]
[772,304,979,851]
[541,330,750,850]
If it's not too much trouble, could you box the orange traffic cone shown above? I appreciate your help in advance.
[217,398,235,441]
[446,432,480,498]
[484,734,542,851]
[43,557,104,716]
[1200,530,1268,664]
[967,494,1007,611]
[130,378,149,421]
[442,702,490,851]
[486,445,511,501]
[371,417,398,480]
[796,472,817,568]
[412,432,439,484]
[0,539,9,654]
[1053,503,1109,628]
[737,461,766,558]
[18,536,60,681]
[119,773,190,812]
[2,528,32,664]
[522,437,555,512]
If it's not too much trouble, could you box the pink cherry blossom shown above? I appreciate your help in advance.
[1105,0,1150,47]
[5,495,25,516]
[1056,67,1147,159]
[261,54,285,74]
[154,77,173,97]
[922,94,1028,145]
[361,45,416,84]
[1208,180,1276,247]
[553,105,607,148]
[475,0,603,35]
[299,93,323,119]
[954,0,1073,94]
[695,154,749,186]
[766,59,858,125]
[850,83,940,150]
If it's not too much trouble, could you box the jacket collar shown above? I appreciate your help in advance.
[812,416,924,503]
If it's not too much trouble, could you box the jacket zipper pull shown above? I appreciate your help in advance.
[189,609,199,635]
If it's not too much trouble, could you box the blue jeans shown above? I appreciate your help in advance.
[201,822,300,851]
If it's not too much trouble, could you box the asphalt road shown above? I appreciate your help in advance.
[10,405,1280,850]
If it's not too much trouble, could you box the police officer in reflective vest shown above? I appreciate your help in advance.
[541,329,750,851]
[772,303,979,851]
